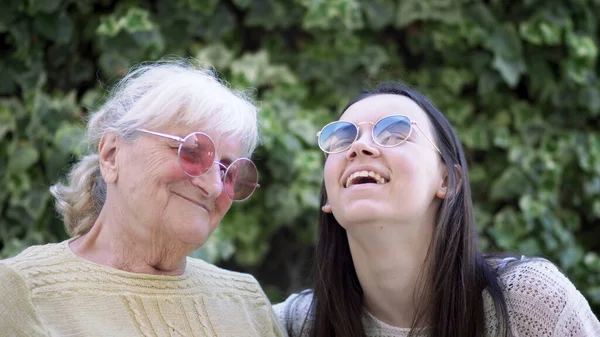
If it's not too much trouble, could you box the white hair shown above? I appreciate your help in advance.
[50,59,259,236]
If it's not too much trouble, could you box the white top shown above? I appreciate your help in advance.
[273,259,600,336]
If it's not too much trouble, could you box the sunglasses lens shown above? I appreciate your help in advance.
[223,158,258,201]
[318,121,357,153]
[178,133,215,176]
[373,115,411,146]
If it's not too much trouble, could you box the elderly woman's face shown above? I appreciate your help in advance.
[113,124,240,247]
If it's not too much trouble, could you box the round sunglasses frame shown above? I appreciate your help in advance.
[316,114,442,155]
[137,129,259,201]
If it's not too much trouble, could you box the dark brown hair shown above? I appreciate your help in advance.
[294,82,511,337]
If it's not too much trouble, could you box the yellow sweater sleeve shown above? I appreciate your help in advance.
[0,263,49,336]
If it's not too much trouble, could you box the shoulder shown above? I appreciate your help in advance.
[498,258,600,336]
[186,257,266,298]
[0,247,54,335]
[1,241,68,281]
[498,257,568,289]
[2,241,68,266]
[272,290,314,337]
[186,256,259,285]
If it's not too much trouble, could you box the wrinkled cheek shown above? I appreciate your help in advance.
[214,194,233,223]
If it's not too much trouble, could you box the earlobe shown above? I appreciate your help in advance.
[98,132,120,183]
[436,164,463,199]
[436,164,449,199]
[322,204,332,213]
[436,186,448,199]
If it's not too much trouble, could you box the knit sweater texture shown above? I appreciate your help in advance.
[0,240,285,337]
[273,259,600,337]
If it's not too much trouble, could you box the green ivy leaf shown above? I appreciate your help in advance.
[33,11,73,43]
[492,54,526,88]
[53,123,86,155]
[25,0,62,14]
[363,0,395,29]
[490,166,529,200]
[7,142,39,173]
[122,7,155,33]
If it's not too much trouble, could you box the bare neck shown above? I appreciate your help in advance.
[69,206,191,276]
[347,218,433,328]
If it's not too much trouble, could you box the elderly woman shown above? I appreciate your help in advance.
[0,60,284,336]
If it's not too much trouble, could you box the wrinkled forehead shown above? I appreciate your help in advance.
[161,123,244,161]
[212,134,243,162]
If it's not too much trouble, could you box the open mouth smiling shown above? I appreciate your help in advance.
[344,170,389,188]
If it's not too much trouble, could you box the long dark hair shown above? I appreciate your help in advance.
[303,82,511,337]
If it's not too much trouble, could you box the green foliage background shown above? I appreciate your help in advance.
[1,0,599,316]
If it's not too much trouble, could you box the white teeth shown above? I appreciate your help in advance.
[345,170,387,187]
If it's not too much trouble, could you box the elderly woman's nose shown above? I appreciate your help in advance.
[191,165,224,198]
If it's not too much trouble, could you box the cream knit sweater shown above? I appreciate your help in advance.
[0,240,285,337]
[273,259,600,336]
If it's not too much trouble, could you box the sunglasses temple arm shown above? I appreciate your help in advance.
[413,123,442,155]
[138,129,185,143]
[237,180,260,188]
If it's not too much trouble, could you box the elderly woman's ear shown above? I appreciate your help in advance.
[98,132,120,184]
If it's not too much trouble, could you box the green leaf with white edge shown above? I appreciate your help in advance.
[362,0,395,29]
[518,194,546,219]
[300,0,364,30]
[96,16,121,37]
[566,33,598,61]
[121,7,155,34]
[538,21,561,45]
[492,54,526,88]
[194,43,235,71]
[288,118,318,146]
[459,124,490,150]
[53,123,86,155]
[231,50,297,87]
[519,20,544,45]
[396,0,462,28]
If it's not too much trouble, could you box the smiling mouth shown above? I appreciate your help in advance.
[173,193,208,211]
[345,170,388,188]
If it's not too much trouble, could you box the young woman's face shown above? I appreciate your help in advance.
[323,94,447,229]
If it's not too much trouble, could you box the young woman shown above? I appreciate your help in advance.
[274,82,600,337]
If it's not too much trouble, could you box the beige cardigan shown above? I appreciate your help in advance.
[0,240,285,337]
[274,259,600,336]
